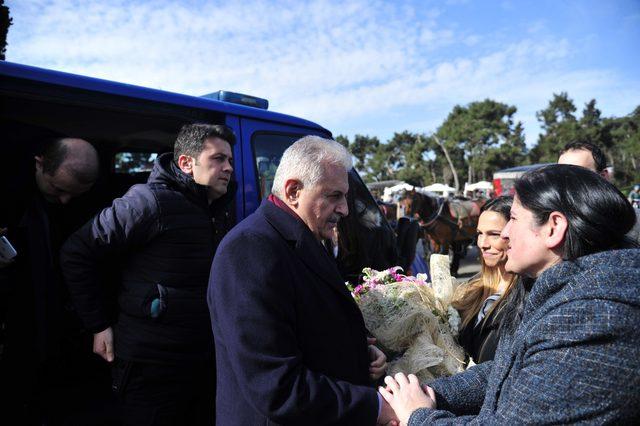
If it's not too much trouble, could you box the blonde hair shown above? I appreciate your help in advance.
[452,258,518,329]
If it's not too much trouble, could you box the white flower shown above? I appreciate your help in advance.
[376,269,391,281]
[447,306,461,335]
[415,273,429,285]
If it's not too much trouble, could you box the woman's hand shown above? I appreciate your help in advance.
[379,373,436,425]
[368,337,387,381]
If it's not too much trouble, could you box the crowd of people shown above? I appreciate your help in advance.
[1,126,639,425]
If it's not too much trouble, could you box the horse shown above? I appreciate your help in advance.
[397,190,486,275]
[376,200,398,225]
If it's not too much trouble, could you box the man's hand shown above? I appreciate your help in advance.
[93,327,114,362]
[379,373,436,425]
[367,337,387,381]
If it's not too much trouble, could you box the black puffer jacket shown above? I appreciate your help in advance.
[61,153,236,362]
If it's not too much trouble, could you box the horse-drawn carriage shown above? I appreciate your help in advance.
[380,185,487,276]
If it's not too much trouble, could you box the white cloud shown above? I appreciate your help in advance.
[527,19,546,34]
[5,0,638,147]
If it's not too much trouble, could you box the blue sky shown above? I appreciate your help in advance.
[6,0,640,147]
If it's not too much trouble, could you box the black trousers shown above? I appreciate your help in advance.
[112,358,215,426]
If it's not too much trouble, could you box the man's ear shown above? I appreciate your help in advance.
[34,155,44,173]
[284,179,302,207]
[545,211,568,249]
[177,154,194,176]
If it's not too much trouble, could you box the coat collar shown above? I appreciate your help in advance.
[525,248,640,317]
[259,200,356,304]
[487,248,640,407]
[148,153,208,204]
[148,153,237,214]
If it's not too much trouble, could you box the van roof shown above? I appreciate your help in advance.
[493,163,553,179]
[0,61,329,132]
[495,163,553,173]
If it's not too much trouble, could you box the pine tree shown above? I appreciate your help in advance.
[0,0,12,60]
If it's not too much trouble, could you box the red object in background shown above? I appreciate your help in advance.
[492,178,502,196]
[492,164,552,198]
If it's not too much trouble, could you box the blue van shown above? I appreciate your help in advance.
[0,61,411,423]
[0,60,401,279]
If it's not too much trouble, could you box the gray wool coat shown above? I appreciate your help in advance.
[410,249,640,425]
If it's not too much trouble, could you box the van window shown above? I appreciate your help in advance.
[114,152,159,174]
[252,133,303,198]
[251,133,388,224]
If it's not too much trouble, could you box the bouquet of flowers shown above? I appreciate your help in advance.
[348,254,465,382]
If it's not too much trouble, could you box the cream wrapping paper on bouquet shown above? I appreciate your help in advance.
[350,254,465,382]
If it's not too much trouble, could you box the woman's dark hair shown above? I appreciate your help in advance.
[514,164,636,260]
[481,195,512,219]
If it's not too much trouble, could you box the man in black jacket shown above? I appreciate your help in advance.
[0,136,102,424]
[61,123,236,426]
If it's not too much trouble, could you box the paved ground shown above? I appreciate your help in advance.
[456,245,481,283]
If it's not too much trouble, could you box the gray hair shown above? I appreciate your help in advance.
[272,135,352,198]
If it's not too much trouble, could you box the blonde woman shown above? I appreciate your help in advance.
[452,196,519,364]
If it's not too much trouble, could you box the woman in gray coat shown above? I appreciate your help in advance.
[380,164,640,425]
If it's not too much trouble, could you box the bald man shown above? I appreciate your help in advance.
[557,141,640,243]
[34,137,99,205]
[0,137,107,424]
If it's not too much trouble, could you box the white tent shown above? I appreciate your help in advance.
[464,181,494,197]
[465,181,493,191]
[382,183,415,202]
[423,183,456,196]
[382,183,440,202]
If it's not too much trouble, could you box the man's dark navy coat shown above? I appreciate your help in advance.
[208,200,378,425]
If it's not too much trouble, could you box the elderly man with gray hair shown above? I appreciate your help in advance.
[208,135,395,425]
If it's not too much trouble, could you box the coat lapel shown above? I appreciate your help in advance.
[260,201,357,305]
[295,229,355,300]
